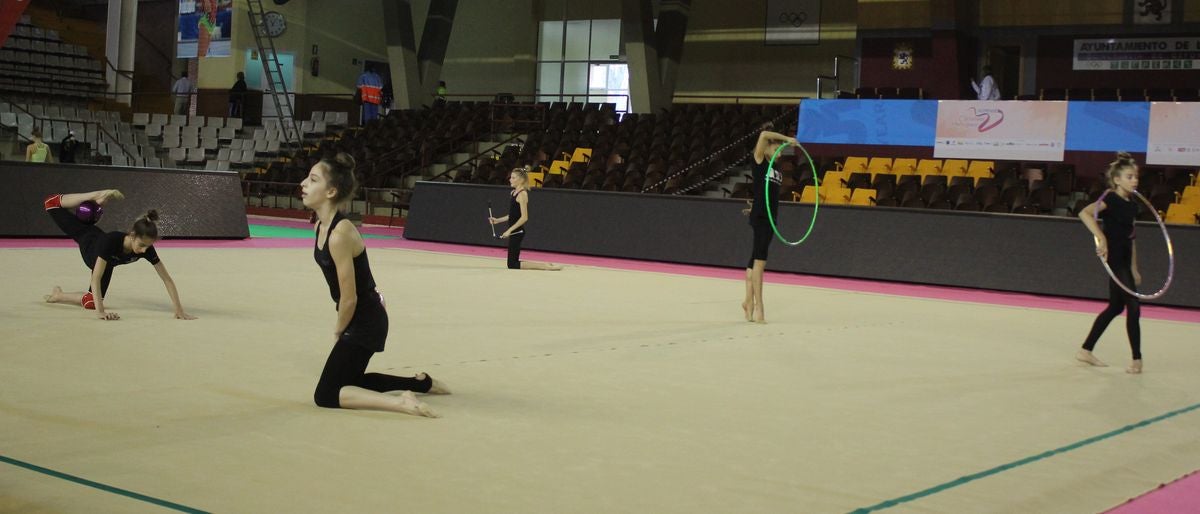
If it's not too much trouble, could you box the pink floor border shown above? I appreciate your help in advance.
[1103,469,1200,514]
[4,219,1197,324]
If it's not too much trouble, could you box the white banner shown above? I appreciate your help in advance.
[765,0,820,46]
[1073,37,1200,71]
[935,101,1068,162]
[1147,102,1200,166]
[1133,0,1171,25]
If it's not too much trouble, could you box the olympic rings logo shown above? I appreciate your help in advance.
[778,11,808,27]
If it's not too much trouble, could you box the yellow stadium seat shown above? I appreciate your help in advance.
[549,160,570,174]
[799,185,820,204]
[1165,203,1200,224]
[850,188,876,206]
[867,157,893,174]
[527,171,545,187]
[967,160,994,178]
[916,159,942,175]
[840,157,868,173]
[891,158,917,174]
[822,170,849,188]
[943,159,969,176]
[570,148,592,163]
[1181,185,1200,204]
[825,187,853,205]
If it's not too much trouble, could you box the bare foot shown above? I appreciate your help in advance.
[1076,349,1108,367]
[741,302,754,322]
[1126,360,1143,374]
[417,372,452,394]
[752,305,766,324]
[98,190,124,204]
[43,286,63,303]
[395,391,437,417]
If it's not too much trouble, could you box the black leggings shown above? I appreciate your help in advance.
[48,203,112,296]
[747,222,772,268]
[507,232,524,269]
[1082,265,1142,360]
[314,340,432,408]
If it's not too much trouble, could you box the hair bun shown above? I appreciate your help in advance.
[335,152,356,170]
[143,209,159,222]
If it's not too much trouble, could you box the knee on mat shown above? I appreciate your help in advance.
[313,387,341,408]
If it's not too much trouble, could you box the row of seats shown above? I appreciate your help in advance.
[1031,87,1200,102]
[834,87,1200,102]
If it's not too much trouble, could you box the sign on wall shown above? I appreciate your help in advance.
[934,101,1068,161]
[1147,102,1200,166]
[1073,37,1199,71]
[765,0,820,46]
[177,0,233,58]
[1133,0,1171,25]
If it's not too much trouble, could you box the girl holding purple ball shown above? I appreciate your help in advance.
[42,189,196,321]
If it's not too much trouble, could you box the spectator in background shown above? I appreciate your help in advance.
[434,80,448,108]
[971,65,1001,101]
[356,65,383,124]
[26,128,52,163]
[172,71,195,115]
[59,130,79,163]
[228,72,247,117]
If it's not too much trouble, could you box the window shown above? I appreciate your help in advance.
[537,19,629,112]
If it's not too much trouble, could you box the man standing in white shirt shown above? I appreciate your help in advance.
[172,71,195,115]
[971,66,1001,101]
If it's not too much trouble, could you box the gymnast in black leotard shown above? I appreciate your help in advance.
[741,126,798,324]
[487,166,562,271]
[301,153,449,416]
[42,189,195,321]
[1075,152,1144,374]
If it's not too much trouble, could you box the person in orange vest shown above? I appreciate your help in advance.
[356,65,384,124]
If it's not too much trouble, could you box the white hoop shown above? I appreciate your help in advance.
[1093,190,1175,300]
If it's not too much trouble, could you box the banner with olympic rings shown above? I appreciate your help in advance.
[765,0,821,45]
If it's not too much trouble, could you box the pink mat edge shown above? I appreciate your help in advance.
[5,217,1197,324]
[1102,469,1200,514]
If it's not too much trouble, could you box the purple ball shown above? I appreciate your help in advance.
[76,200,103,225]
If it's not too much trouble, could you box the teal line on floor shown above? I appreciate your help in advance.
[848,400,1200,513]
[0,454,209,514]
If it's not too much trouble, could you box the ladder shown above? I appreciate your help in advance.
[246,0,300,146]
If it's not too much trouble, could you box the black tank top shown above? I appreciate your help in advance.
[508,188,525,231]
[749,158,781,225]
[315,212,380,308]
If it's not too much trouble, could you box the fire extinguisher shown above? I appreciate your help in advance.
[311,56,319,77]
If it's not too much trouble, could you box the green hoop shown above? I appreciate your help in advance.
[764,141,819,246]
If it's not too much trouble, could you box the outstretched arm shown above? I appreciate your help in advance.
[90,258,119,320]
[153,261,196,320]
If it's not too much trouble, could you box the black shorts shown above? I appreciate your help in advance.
[747,222,773,267]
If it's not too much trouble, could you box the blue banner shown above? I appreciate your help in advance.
[797,99,938,147]
[1064,101,1150,152]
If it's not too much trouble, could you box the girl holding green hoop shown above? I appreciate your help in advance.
[741,126,798,323]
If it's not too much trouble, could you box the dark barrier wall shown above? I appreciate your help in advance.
[406,182,1200,309]
[2,162,249,239]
